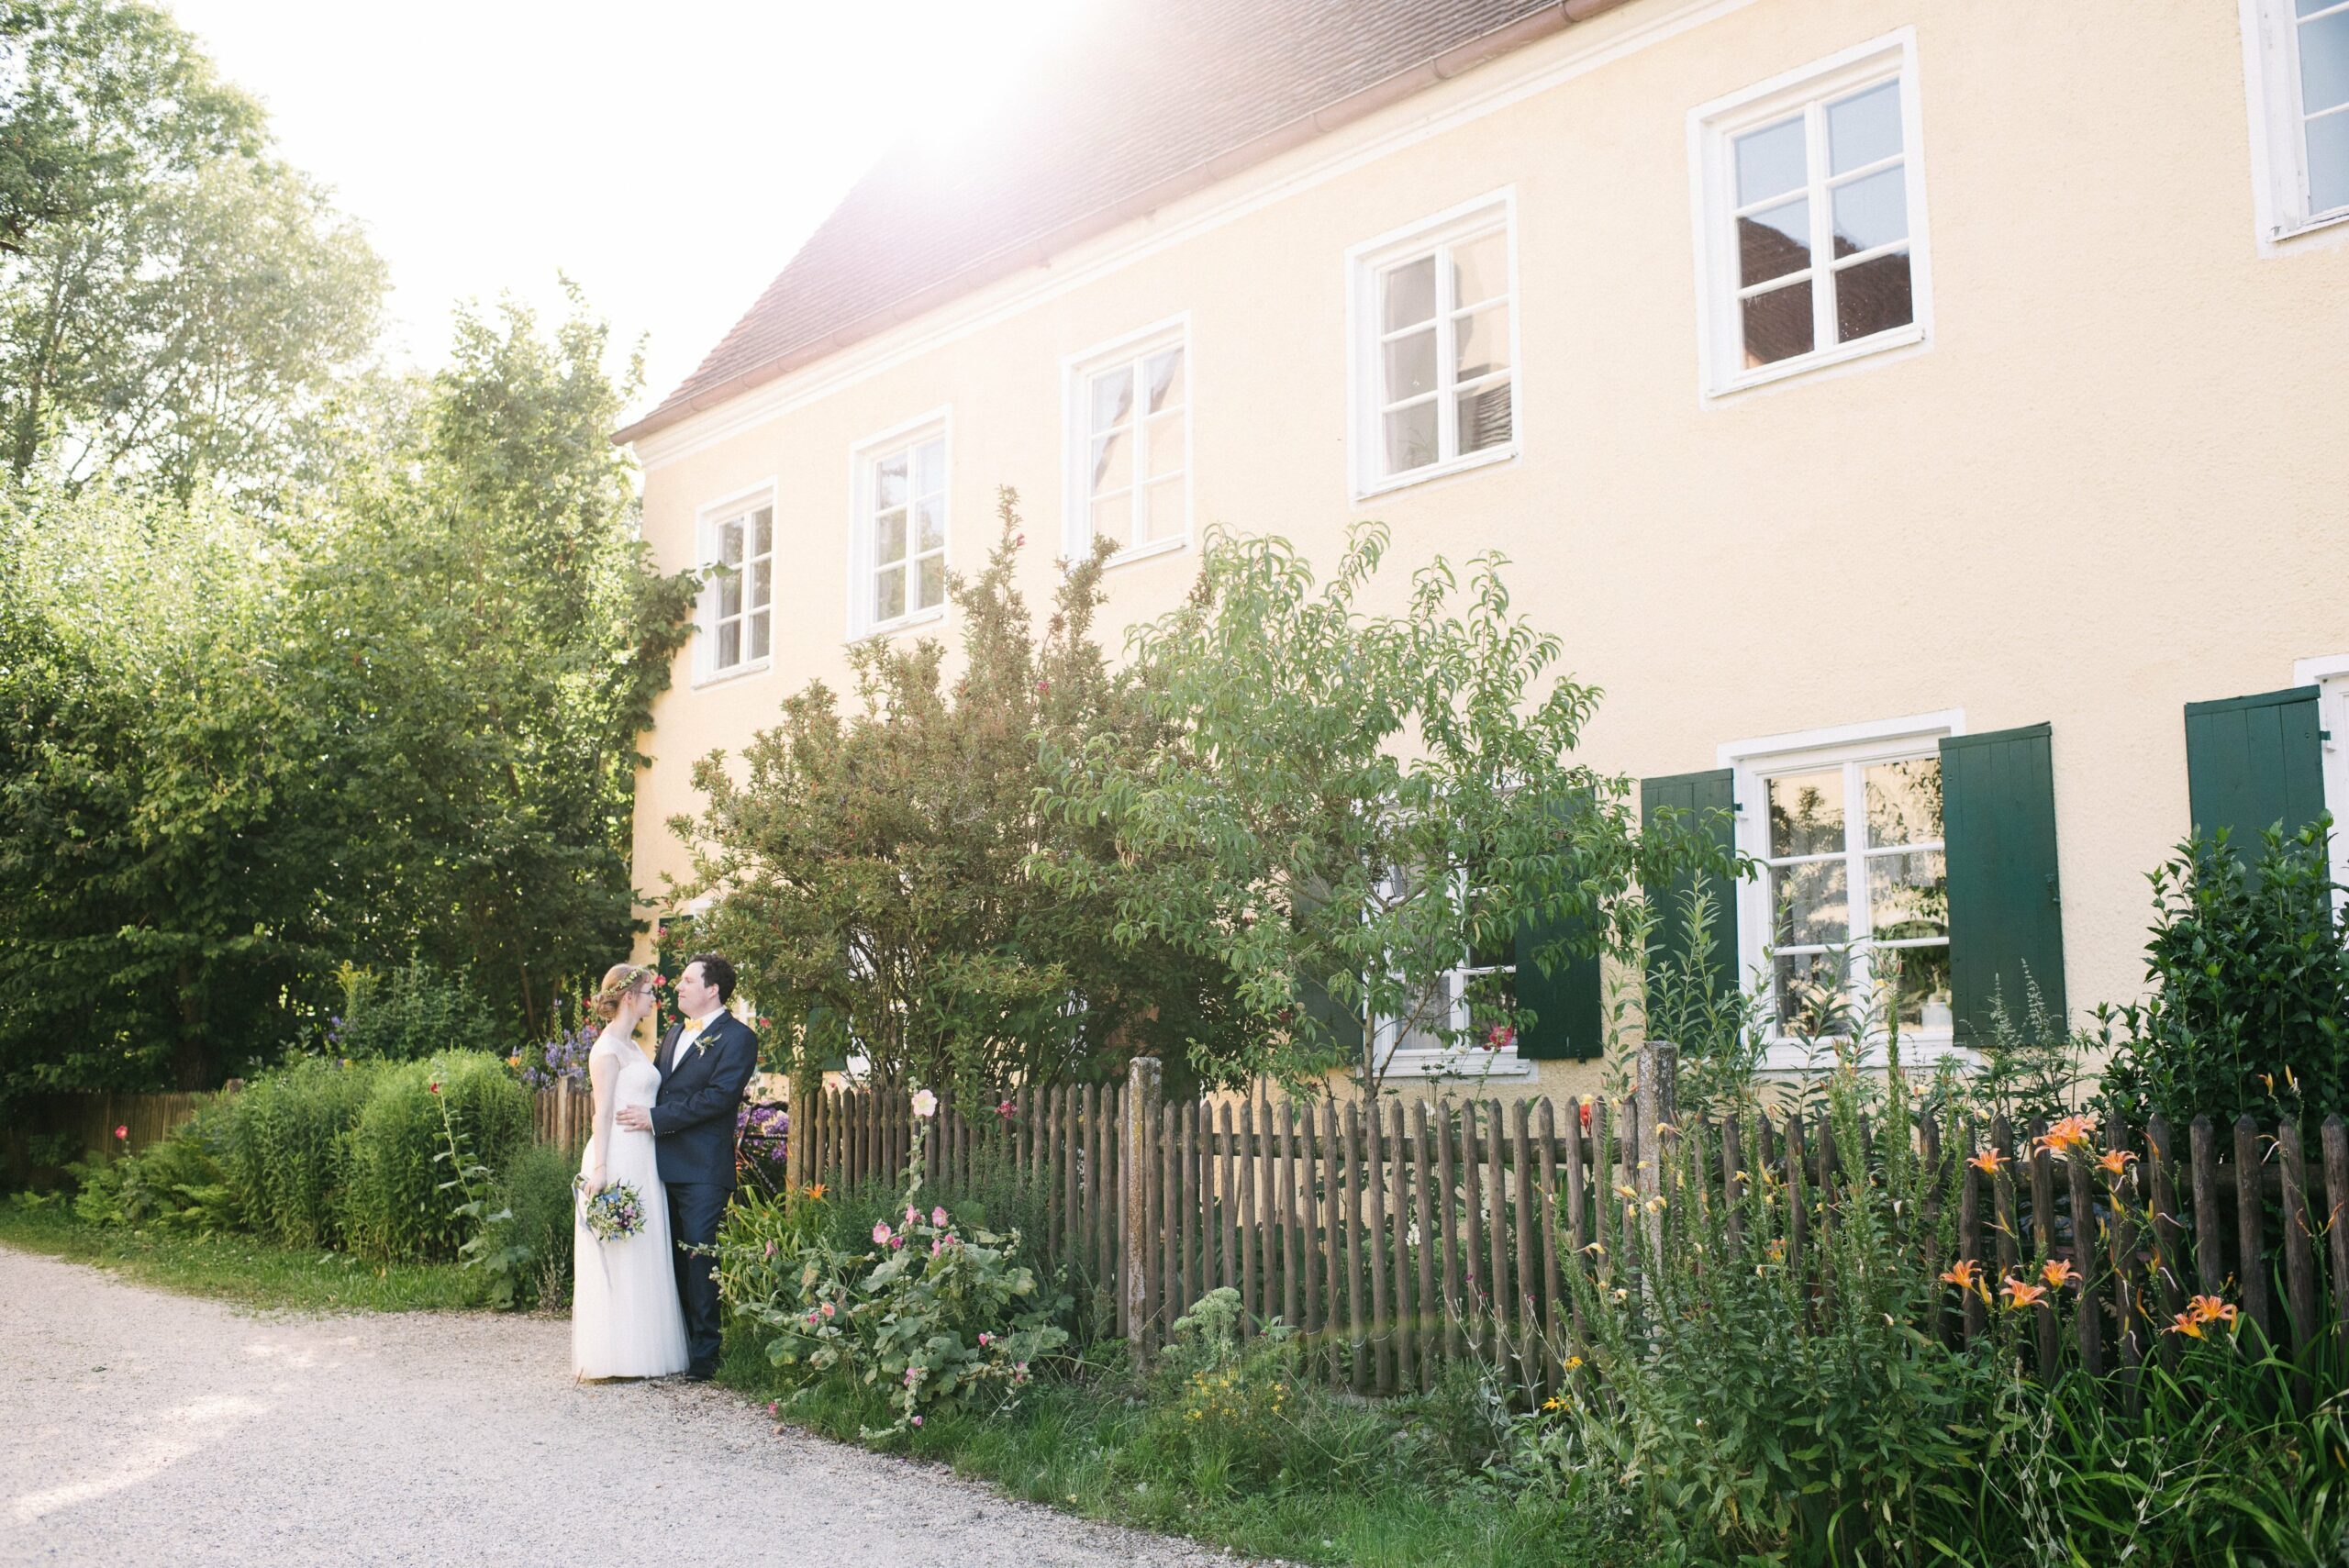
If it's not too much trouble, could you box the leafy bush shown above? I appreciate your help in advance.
[1133,1288,1304,1488]
[469,1141,577,1310]
[226,1056,383,1248]
[2100,822,2349,1127]
[328,960,505,1062]
[340,1051,529,1260]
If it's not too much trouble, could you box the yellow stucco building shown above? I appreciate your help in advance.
[619,0,2349,1098]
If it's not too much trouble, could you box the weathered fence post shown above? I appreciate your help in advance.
[1123,1055,1162,1364]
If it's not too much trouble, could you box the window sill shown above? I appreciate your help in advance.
[692,658,772,692]
[852,605,947,644]
[1707,323,1925,401]
[1099,536,1189,572]
[2266,206,2349,247]
[1353,442,1518,503]
[1756,1035,1976,1073]
[1382,1048,1539,1082]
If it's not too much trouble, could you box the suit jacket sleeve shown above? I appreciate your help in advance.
[649,1023,760,1138]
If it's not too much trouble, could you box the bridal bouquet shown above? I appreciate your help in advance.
[575,1177,647,1241]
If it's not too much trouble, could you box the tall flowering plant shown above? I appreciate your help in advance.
[511,1020,597,1090]
[735,1102,790,1197]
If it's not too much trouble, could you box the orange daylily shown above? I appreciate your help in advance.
[1941,1259,1987,1297]
[2097,1149,2138,1178]
[803,1183,829,1201]
[1968,1147,2008,1175]
[2000,1275,2050,1310]
[2186,1293,2239,1328]
[2042,1258,2079,1289]
[2168,1310,2208,1339]
[2037,1115,2095,1156]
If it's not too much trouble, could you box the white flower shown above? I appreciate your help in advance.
[911,1088,939,1119]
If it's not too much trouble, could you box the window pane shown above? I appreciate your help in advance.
[1089,366,1134,434]
[1774,951,1851,1039]
[1460,964,1516,1028]
[874,507,907,566]
[1144,348,1184,413]
[718,571,741,618]
[1142,476,1185,541]
[2308,107,2349,212]
[1868,850,1948,941]
[1864,758,1942,848]
[1734,114,1807,205]
[874,564,905,623]
[1453,304,1509,381]
[1090,494,1132,552]
[2301,10,2349,115]
[1771,858,1850,947]
[1742,279,1815,366]
[1739,199,1810,285]
[751,559,771,610]
[718,620,740,669]
[1834,250,1913,342]
[1451,229,1508,307]
[1831,166,1908,255]
[1880,943,1952,1035]
[1395,971,1455,1054]
[1767,770,1843,856]
[1456,380,1513,454]
[749,610,770,662]
[720,518,744,567]
[1828,81,1903,173]
[1383,401,1438,473]
[1089,430,1131,495]
[1144,410,1185,477]
[751,507,772,559]
[913,496,944,553]
[1383,328,1437,401]
[916,554,945,611]
[1382,255,1436,330]
[874,453,907,509]
[913,439,946,495]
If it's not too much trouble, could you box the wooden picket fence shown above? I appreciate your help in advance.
[4,1088,229,1184]
[791,1051,2349,1399]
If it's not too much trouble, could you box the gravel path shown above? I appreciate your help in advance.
[0,1246,1264,1568]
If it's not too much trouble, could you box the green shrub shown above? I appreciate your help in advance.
[471,1141,578,1310]
[227,1056,383,1248]
[1133,1288,1304,1489]
[2101,821,2349,1127]
[342,1051,529,1261]
[328,960,503,1062]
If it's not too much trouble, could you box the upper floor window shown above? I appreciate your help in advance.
[1063,319,1189,562]
[2243,0,2349,240]
[850,415,948,638]
[1691,32,1932,396]
[697,490,773,682]
[1347,192,1517,498]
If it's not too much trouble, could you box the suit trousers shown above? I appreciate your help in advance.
[667,1180,729,1373]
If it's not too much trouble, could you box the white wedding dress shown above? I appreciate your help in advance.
[571,1025,690,1379]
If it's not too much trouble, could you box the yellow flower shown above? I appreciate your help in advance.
[1564,1354,1584,1371]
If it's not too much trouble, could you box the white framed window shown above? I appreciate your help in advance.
[1063,317,1191,564]
[1346,190,1519,499]
[2293,654,2349,904]
[848,411,950,639]
[2243,0,2349,243]
[694,484,775,684]
[1689,31,1932,397]
[1374,865,1535,1082]
[1721,711,1962,1067]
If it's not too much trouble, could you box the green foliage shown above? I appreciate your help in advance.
[681,491,1237,1100]
[2100,821,2349,1127]
[1131,1288,1307,1489]
[340,1051,529,1261]
[328,961,501,1062]
[1634,886,1766,1116]
[225,1055,380,1248]
[1036,523,1727,1094]
[471,1141,577,1311]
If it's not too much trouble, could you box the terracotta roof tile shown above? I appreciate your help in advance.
[623,0,1617,440]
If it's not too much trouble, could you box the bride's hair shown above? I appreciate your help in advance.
[590,962,652,1023]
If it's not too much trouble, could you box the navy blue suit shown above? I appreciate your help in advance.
[650,1009,758,1375]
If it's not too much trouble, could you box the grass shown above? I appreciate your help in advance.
[714,1329,1581,1568]
[0,1196,484,1313]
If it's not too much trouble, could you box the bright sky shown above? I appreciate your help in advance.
[165,1,1085,425]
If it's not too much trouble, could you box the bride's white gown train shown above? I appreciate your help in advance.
[571,1027,689,1379]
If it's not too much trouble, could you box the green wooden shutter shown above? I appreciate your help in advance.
[2184,686,2327,856]
[1639,769,1740,1006]
[1514,911,1602,1062]
[1940,724,2066,1045]
[1291,883,1365,1061]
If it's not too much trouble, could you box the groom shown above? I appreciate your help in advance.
[615,952,758,1381]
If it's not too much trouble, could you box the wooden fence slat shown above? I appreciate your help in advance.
[1437,1101,1463,1363]
[1282,1101,1304,1335]
[1183,1100,1201,1318]
[1537,1097,1564,1390]
[2107,1113,2143,1398]
[1390,1099,1419,1393]
[1344,1100,1367,1394]
[2027,1118,2059,1379]
[2235,1114,2271,1345]
[1242,1097,1262,1334]
[1366,1099,1392,1394]
[2068,1136,2102,1378]
[2148,1113,2187,1362]
[1486,1099,1512,1364]
[1161,1100,1179,1342]
[1919,1111,1946,1346]
[1320,1098,1344,1384]
[1461,1103,1488,1357]
[2281,1118,2319,1368]
[2191,1115,2225,1298]
[1954,1117,1982,1343]
[1511,1098,1537,1387]
[2326,1116,2349,1349]
[1219,1100,1239,1297]
[1302,1099,1324,1347]
[1786,1112,1814,1325]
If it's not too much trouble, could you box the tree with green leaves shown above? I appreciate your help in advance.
[1035,522,1726,1095]
[674,492,1243,1105]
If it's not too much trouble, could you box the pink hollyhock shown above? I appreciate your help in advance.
[889,1235,904,1249]
[931,1206,948,1227]
[977,1332,993,1347]
[873,1222,893,1245]
[820,1301,835,1318]
[114,1125,128,1140]
[911,1416,923,1427]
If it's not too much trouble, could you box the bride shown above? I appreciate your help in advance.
[572,962,689,1380]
